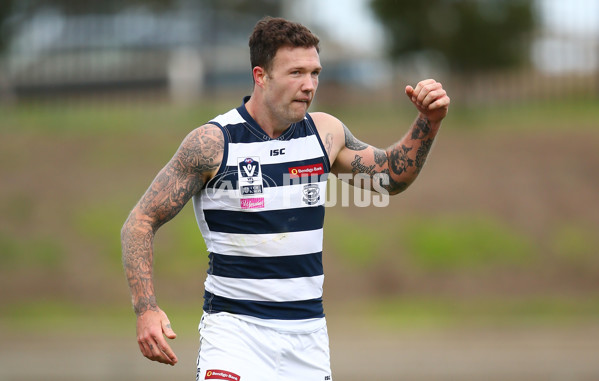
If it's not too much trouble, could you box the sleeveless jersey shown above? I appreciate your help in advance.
[192,98,330,325]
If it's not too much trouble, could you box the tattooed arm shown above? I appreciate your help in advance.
[121,124,223,365]
[339,117,437,195]
[316,79,450,195]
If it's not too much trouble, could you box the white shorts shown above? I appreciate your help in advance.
[196,313,333,381]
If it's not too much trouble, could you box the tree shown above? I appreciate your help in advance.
[0,0,15,54]
[370,0,536,73]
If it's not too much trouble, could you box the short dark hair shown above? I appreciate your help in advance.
[249,17,320,73]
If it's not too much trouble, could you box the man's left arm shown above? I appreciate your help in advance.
[330,79,450,195]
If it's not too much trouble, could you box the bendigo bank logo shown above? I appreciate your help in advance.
[205,369,241,381]
[288,163,324,178]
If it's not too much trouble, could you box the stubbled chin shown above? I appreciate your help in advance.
[290,115,305,123]
[294,101,310,110]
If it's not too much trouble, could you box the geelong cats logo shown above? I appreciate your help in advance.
[302,183,320,206]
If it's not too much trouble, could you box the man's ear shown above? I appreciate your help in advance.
[253,66,267,88]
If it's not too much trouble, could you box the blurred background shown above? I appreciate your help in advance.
[0,0,598,380]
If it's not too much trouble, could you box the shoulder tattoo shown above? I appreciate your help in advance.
[181,125,224,174]
[343,123,368,151]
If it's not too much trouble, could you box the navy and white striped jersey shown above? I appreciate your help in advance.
[192,97,330,329]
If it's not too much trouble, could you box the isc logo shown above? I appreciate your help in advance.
[270,148,286,156]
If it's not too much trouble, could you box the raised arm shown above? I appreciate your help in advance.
[326,79,450,195]
[121,124,223,365]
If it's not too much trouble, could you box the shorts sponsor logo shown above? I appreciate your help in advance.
[205,369,241,381]
[240,197,265,209]
[288,163,324,178]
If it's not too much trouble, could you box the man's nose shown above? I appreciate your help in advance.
[301,74,317,92]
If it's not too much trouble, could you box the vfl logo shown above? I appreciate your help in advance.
[238,157,262,185]
[237,156,265,207]
[302,183,320,206]
[239,157,260,178]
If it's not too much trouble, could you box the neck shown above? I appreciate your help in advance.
[245,96,290,139]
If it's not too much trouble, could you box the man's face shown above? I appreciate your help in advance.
[262,46,321,125]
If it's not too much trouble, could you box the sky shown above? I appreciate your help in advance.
[533,0,599,73]
[288,0,385,55]
[540,0,599,35]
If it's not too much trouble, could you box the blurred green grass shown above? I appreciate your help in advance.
[402,214,534,270]
[2,96,597,135]
[0,231,65,270]
[0,101,229,135]
[365,295,599,330]
[2,295,599,338]
[325,212,535,270]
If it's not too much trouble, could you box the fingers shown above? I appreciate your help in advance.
[421,88,448,110]
[411,80,445,108]
[428,94,450,110]
[162,319,177,340]
[405,79,433,107]
[136,310,178,365]
[405,79,450,123]
[138,331,178,365]
[155,327,178,364]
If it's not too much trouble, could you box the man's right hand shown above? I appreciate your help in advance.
[136,308,178,365]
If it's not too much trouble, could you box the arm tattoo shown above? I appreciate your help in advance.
[373,147,412,193]
[138,128,221,229]
[411,116,431,140]
[343,123,368,151]
[415,138,433,174]
[373,147,387,167]
[351,154,377,176]
[380,168,409,193]
[387,144,414,176]
[187,127,223,172]
[122,226,159,316]
[340,115,437,195]
[324,133,333,158]
[122,126,223,316]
